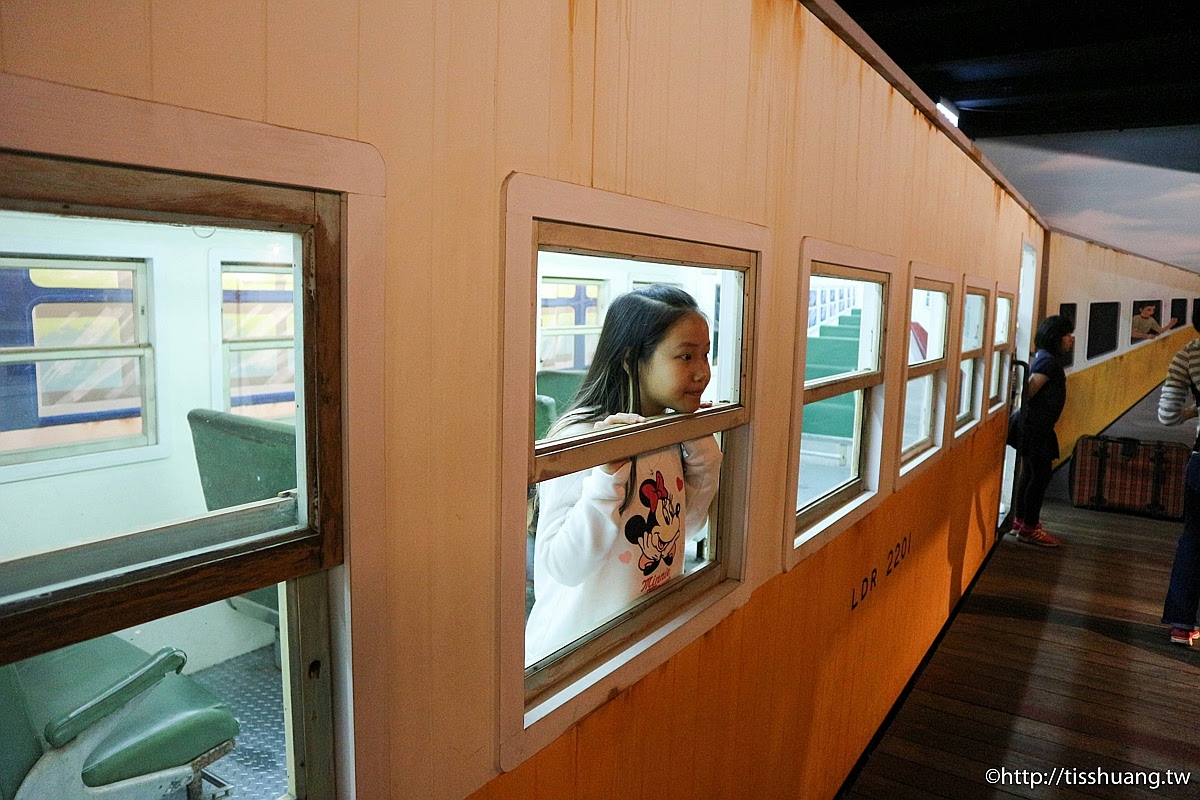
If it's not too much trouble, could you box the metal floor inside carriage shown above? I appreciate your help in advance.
[178,646,289,800]
[842,385,1200,799]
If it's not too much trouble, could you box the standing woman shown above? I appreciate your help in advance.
[1010,315,1075,547]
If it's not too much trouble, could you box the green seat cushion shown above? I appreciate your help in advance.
[15,636,152,739]
[0,665,41,800]
[81,674,238,787]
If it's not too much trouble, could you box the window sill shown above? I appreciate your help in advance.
[894,443,945,491]
[0,441,171,484]
[788,488,881,569]
[500,574,748,771]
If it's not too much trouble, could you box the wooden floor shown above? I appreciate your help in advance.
[842,498,1200,799]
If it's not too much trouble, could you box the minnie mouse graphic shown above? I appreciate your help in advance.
[624,470,682,577]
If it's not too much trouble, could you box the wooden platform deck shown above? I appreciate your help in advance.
[842,497,1200,799]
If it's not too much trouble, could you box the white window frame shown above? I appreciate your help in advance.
[0,239,170,483]
[988,287,1017,416]
[207,249,300,416]
[895,262,961,488]
[499,173,773,771]
[784,238,905,570]
[953,277,993,437]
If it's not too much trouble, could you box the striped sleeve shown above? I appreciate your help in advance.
[1159,341,1200,425]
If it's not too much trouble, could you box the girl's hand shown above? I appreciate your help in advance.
[594,413,645,473]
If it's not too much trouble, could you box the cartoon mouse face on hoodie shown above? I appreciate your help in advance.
[623,470,682,577]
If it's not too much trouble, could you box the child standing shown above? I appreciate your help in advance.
[525,285,723,666]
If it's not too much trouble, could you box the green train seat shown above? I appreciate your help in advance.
[1,635,237,800]
[186,408,293,661]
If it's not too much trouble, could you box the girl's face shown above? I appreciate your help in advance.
[638,312,711,416]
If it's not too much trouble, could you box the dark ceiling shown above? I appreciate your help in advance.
[833,0,1200,141]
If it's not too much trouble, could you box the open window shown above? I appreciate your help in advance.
[954,281,992,435]
[786,239,903,565]
[500,174,766,768]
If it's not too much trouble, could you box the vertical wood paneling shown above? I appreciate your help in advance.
[624,4,670,204]
[592,0,631,193]
[662,0,701,209]
[427,2,500,796]
[357,0,437,793]
[497,0,553,179]
[1,0,152,98]
[548,0,596,186]
[151,0,267,120]
[265,0,358,138]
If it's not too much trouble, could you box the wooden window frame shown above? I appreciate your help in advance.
[524,223,755,705]
[499,173,770,771]
[894,263,962,491]
[954,280,994,435]
[794,263,888,527]
[0,152,343,663]
[989,290,1017,413]
[899,276,955,465]
[0,72,386,800]
[785,239,905,570]
[0,254,157,468]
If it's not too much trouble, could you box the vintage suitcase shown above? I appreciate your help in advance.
[1069,435,1189,520]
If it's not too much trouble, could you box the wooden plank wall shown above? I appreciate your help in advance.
[1,1,1132,798]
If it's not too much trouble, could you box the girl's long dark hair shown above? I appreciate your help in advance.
[551,284,702,432]
[547,284,702,512]
[1034,314,1075,355]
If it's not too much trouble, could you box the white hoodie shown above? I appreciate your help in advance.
[525,430,722,666]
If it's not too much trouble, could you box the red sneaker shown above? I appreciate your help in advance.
[1170,628,1199,646]
[1017,524,1062,547]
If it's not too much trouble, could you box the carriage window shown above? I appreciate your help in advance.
[990,294,1014,409]
[520,220,752,708]
[220,264,297,420]
[902,283,951,462]
[796,270,885,520]
[1,254,153,466]
[956,290,989,431]
[535,252,741,442]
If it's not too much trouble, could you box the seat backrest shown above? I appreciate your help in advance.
[186,409,298,511]
[0,664,43,800]
[535,370,585,419]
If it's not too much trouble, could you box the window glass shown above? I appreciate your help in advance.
[962,292,987,351]
[994,296,1012,345]
[909,288,948,365]
[0,210,304,569]
[796,390,864,510]
[2,257,150,464]
[805,275,884,384]
[990,350,1008,403]
[221,266,296,419]
[902,374,936,454]
[538,279,603,371]
[525,439,720,669]
[958,358,976,420]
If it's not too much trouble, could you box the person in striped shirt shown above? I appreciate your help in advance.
[1159,323,1200,646]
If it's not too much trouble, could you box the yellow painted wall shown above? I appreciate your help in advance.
[9,1,1187,798]
[1046,232,1200,462]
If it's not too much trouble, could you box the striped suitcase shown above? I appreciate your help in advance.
[1068,435,1189,520]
